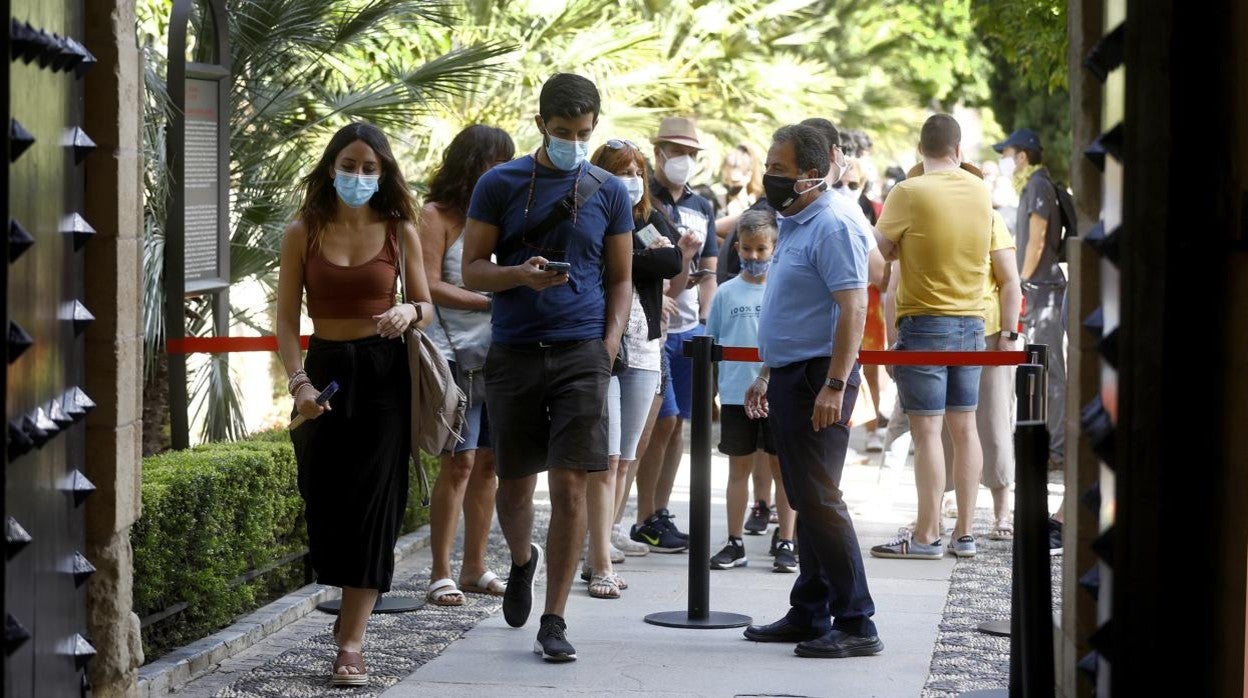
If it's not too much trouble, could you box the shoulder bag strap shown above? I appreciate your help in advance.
[497,165,613,260]
[393,220,432,505]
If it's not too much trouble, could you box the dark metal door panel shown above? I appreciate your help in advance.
[6,0,93,695]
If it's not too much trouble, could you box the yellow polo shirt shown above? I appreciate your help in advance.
[877,168,994,320]
[982,209,1015,336]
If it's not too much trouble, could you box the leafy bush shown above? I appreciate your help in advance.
[133,431,438,660]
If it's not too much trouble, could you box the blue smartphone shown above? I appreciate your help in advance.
[316,380,339,405]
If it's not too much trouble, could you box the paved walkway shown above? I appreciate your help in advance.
[172,425,1061,697]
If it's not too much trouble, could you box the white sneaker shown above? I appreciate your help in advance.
[865,430,885,452]
[609,542,625,564]
[612,525,649,556]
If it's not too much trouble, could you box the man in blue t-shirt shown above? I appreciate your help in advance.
[462,73,634,663]
[742,123,882,659]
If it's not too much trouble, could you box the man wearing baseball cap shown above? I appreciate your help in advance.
[630,116,719,553]
[993,127,1067,472]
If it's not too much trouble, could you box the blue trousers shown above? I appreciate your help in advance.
[767,357,877,637]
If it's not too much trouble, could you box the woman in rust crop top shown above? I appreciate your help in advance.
[275,122,433,686]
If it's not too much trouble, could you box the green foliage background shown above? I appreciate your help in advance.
[970,0,1071,182]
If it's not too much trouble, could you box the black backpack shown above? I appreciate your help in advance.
[1041,171,1078,263]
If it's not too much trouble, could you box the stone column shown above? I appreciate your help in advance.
[83,1,145,695]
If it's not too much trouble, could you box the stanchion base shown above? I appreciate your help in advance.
[957,689,1007,697]
[644,610,752,629]
[976,619,1011,637]
[316,596,424,615]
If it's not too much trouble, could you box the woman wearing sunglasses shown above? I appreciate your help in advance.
[577,139,683,598]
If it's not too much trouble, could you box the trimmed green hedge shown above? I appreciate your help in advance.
[132,430,439,660]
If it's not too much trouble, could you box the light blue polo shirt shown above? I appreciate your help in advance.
[758,190,870,368]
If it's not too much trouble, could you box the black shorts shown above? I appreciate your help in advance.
[717,404,776,457]
[484,339,612,479]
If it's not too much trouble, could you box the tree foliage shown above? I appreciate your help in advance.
[970,0,1070,181]
[137,0,510,443]
[394,0,992,184]
[140,0,997,445]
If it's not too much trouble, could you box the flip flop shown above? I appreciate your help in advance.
[426,578,465,606]
[459,570,506,596]
[989,520,1014,541]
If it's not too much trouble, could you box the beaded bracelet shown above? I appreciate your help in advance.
[291,382,318,399]
[288,374,311,397]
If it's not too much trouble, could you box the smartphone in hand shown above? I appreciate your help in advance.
[541,261,571,274]
[315,380,339,405]
[290,380,338,431]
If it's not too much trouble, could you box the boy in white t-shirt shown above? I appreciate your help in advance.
[705,210,797,572]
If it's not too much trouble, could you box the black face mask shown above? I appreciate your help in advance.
[763,173,823,211]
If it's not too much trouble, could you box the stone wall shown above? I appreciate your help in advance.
[83,1,144,695]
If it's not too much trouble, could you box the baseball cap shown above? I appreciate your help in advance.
[993,128,1043,153]
[652,117,704,150]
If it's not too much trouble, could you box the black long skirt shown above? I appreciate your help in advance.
[290,335,410,592]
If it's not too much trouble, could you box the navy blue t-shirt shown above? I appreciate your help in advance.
[467,155,634,343]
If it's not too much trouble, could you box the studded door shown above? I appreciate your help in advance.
[4,0,99,695]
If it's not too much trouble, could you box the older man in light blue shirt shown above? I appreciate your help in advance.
[742,123,880,659]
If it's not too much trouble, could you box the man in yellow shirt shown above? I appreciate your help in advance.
[938,210,1023,542]
[869,113,1007,560]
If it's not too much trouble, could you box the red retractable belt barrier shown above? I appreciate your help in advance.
[165,335,309,354]
[719,346,1027,366]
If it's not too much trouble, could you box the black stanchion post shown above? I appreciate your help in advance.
[645,336,751,630]
[1013,415,1054,697]
[963,356,1054,698]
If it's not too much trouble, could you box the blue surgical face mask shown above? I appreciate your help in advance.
[741,257,772,277]
[620,176,644,206]
[545,134,589,171]
[334,171,380,208]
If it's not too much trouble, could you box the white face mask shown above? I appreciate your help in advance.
[620,176,644,206]
[998,156,1016,179]
[662,153,695,186]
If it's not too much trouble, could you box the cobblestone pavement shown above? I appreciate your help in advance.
[174,509,550,697]
[921,521,1065,696]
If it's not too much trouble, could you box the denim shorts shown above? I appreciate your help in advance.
[660,326,703,420]
[607,368,661,460]
[893,315,986,416]
[446,361,490,454]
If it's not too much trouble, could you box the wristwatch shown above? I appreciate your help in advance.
[1003,330,1021,341]
[825,377,846,391]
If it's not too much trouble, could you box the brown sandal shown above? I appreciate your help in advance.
[331,649,368,686]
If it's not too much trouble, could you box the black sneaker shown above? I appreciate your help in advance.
[773,539,797,573]
[533,614,576,662]
[630,519,687,553]
[710,538,747,569]
[744,500,770,535]
[1048,517,1063,556]
[768,527,779,556]
[654,508,689,543]
[794,629,884,658]
[503,543,543,628]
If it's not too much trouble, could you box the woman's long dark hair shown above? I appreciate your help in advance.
[296,122,418,241]
[425,124,515,215]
